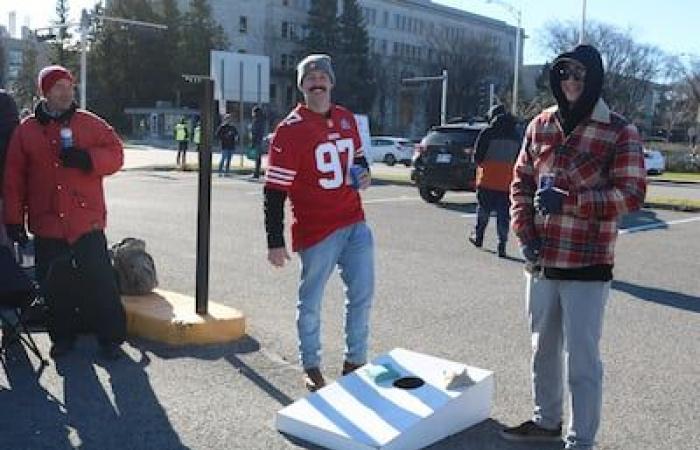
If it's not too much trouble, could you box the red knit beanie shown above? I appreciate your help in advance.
[37,65,74,96]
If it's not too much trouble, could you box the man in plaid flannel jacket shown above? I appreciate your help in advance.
[501,45,646,449]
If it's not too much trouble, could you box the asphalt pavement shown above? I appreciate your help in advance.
[1,151,699,450]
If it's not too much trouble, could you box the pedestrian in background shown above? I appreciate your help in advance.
[263,54,374,392]
[3,65,126,360]
[193,119,202,152]
[468,103,521,257]
[251,105,265,179]
[503,45,646,450]
[0,89,19,248]
[216,114,238,177]
[174,117,189,169]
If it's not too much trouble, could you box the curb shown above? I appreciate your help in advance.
[122,289,246,346]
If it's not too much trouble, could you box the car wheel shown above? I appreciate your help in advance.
[404,160,411,167]
[384,154,396,166]
[418,185,445,203]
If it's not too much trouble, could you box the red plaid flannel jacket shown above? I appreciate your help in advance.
[510,99,646,268]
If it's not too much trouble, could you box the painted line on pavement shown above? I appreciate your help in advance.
[619,215,700,234]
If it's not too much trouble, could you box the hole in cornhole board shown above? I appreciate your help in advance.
[392,376,425,389]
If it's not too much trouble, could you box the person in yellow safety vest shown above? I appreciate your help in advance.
[174,117,189,169]
[193,121,202,151]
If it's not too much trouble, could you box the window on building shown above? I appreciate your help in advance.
[270,84,277,100]
[383,11,388,27]
[394,14,400,29]
[282,0,289,5]
[9,49,22,65]
[239,16,248,34]
[381,39,387,54]
[281,21,288,38]
[286,85,294,105]
[289,23,299,41]
[393,41,399,55]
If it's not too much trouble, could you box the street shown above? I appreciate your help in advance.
[1,169,699,450]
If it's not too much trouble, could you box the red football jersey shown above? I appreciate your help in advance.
[265,103,366,251]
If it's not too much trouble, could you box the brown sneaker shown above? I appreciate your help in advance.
[303,367,326,392]
[342,361,364,376]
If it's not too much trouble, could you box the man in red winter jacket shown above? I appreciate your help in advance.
[3,65,126,360]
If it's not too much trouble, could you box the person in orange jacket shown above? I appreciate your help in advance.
[468,104,522,257]
[2,65,126,360]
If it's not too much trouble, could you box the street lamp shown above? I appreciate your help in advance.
[485,0,521,116]
[580,0,587,44]
[35,9,167,109]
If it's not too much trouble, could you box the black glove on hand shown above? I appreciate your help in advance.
[534,187,566,215]
[5,224,28,246]
[520,238,542,263]
[60,148,93,172]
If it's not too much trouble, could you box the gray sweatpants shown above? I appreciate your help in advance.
[526,273,609,450]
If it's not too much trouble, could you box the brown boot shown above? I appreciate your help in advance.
[342,361,364,376]
[303,367,326,392]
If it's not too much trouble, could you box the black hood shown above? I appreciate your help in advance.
[549,44,604,135]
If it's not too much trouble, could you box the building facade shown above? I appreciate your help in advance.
[149,0,519,137]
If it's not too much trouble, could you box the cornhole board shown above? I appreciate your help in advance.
[276,348,494,449]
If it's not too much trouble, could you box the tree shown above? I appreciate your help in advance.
[334,0,374,113]
[50,0,79,72]
[424,31,509,122]
[540,20,666,121]
[301,0,339,57]
[178,0,228,106]
[12,42,39,110]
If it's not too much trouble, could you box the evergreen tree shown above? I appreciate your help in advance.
[12,42,39,110]
[179,0,228,106]
[51,0,79,71]
[335,0,375,112]
[301,0,339,57]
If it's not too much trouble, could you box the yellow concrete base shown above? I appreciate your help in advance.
[121,289,246,345]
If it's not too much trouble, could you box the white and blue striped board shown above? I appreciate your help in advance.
[276,348,494,450]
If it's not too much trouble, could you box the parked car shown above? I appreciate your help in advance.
[368,136,414,166]
[411,122,487,203]
[643,148,665,175]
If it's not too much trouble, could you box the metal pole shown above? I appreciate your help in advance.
[195,79,214,315]
[580,0,587,44]
[512,11,520,116]
[239,61,244,167]
[441,69,448,125]
[489,83,495,108]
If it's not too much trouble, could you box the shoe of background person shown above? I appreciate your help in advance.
[498,242,507,258]
[468,232,483,248]
[303,367,326,392]
[98,342,124,361]
[341,361,364,376]
[501,420,562,442]
[49,339,75,359]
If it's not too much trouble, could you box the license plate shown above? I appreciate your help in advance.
[436,153,452,163]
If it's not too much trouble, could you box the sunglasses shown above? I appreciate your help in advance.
[557,65,586,82]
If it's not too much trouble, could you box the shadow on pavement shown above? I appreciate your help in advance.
[132,335,295,407]
[438,201,478,214]
[0,345,71,449]
[281,418,565,450]
[612,280,700,313]
[618,209,668,233]
[52,339,189,450]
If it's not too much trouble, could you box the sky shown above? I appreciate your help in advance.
[1,0,698,64]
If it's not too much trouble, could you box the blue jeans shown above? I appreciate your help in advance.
[526,274,609,450]
[297,222,374,369]
[474,188,510,244]
[219,148,234,174]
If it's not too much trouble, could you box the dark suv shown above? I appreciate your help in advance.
[411,122,487,203]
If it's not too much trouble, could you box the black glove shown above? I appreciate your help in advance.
[520,238,542,263]
[5,224,28,246]
[534,187,566,215]
[60,148,93,172]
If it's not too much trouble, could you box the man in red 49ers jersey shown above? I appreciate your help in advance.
[264,54,374,392]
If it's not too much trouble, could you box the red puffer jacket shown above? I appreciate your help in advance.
[2,104,123,243]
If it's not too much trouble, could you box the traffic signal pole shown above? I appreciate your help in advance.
[402,70,449,125]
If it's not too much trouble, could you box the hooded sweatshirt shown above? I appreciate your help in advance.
[549,44,604,136]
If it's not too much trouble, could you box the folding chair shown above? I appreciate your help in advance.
[0,244,47,364]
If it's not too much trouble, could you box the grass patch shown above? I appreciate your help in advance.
[645,196,700,211]
[649,172,700,183]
